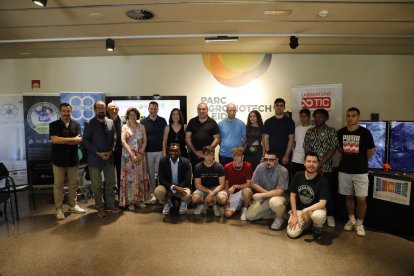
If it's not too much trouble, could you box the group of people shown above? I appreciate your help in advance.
[50,98,374,240]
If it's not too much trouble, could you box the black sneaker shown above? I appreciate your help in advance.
[313,228,322,240]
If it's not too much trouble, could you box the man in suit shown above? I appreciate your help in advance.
[83,100,122,218]
[154,143,192,215]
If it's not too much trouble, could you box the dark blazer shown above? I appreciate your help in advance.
[158,156,192,190]
[83,117,115,168]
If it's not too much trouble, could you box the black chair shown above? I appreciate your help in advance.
[0,164,16,224]
[0,163,36,221]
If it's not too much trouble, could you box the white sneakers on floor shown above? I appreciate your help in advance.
[68,205,86,214]
[162,202,171,215]
[179,201,187,215]
[327,216,336,227]
[240,207,247,221]
[193,204,205,215]
[355,224,366,237]
[213,205,221,217]
[56,209,65,220]
[270,217,285,230]
[344,219,356,231]
[344,218,365,237]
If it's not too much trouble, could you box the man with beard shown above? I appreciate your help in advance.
[246,151,288,230]
[83,100,121,218]
[287,152,329,240]
[50,103,86,220]
[154,143,192,215]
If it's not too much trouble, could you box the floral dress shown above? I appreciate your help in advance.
[119,123,149,207]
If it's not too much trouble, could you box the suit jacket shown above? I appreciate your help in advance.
[158,156,192,190]
[83,117,115,168]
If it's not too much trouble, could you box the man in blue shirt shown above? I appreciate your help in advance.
[218,103,246,166]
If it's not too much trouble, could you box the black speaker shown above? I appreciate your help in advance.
[371,113,379,121]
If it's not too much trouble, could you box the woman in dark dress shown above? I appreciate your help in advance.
[162,108,188,158]
[245,110,264,171]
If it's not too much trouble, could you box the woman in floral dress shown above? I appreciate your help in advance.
[119,107,149,210]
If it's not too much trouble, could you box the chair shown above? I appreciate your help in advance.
[0,163,36,221]
[0,164,16,224]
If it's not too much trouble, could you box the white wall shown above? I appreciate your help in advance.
[0,54,413,122]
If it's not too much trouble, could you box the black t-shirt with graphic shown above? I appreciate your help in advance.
[291,171,329,210]
[194,161,224,189]
[338,126,375,174]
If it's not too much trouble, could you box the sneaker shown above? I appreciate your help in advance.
[149,195,157,205]
[97,208,107,218]
[162,202,171,215]
[128,205,135,211]
[270,217,285,230]
[344,219,356,231]
[179,201,187,215]
[56,209,65,220]
[313,227,322,240]
[327,216,336,228]
[110,207,122,214]
[213,205,221,217]
[355,224,366,237]
[240,207,247,221]
[193,204,205,215]
[136,202,147,208]
[68,205,86,214]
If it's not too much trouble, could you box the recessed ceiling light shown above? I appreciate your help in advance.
[264,10,292,16]
[89,12,103,19]
[318,10,329,17]
[19,52,33,56]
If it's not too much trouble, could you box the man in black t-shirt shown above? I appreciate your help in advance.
[191,146,227,217]
[338,107,375,237]
[49,103,85,220]
[287,152,329,240]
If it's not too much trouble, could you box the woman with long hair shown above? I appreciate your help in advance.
[245,110,264,170]
[162,108,188,158]
[119,107,149,210]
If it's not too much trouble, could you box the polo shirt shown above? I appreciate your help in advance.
[186,116,220,150]
[49,119,81,167]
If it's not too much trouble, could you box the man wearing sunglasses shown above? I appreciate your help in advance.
[246,151,288,230]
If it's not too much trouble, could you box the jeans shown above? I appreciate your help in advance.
[146,151,162,193]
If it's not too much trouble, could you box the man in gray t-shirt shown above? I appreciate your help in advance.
[246,151,288,230]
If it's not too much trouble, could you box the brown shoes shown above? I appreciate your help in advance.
[97,208,107,218]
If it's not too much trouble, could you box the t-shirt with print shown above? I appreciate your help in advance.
[291,171,329,210]
[194,161,225,189]
[338,126,375,174]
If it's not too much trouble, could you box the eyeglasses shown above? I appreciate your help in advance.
[263,158,276,162]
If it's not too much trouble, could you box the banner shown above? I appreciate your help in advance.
[0,94,27,185]
[23,94,60,185]
[60,92,104,132]
[291,84,342,129]
[373,176,411,206]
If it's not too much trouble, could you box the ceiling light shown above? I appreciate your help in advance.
[205,36,239,43]
[32,0,47,7]
[263,10,292,16]
[106,39,115,51]
[318,10,329,18]
[289,36,299,49]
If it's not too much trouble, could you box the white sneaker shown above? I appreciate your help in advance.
[355,224,366,237]
[344,219,356,231]
[179,201,187,214]
[213,205,221,217]
[193,204,205,215]
[128,205,135,211]
[149,195,157,205]
[68,205,86,214]
[327,216,336,228]
[56,209,65,220]
[162,202,171,215]
[240,207,247,221]
[270,217,285,230]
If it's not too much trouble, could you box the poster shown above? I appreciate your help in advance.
[373,176,411,206]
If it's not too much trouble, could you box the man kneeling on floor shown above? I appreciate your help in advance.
[154,143,192,215]
[246,151,288,230]
[287,152,328,240]
[223,147,253,220]
[192,145,228,216]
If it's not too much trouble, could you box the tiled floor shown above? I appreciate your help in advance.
[1,191,414,275]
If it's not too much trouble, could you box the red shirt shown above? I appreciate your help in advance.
[224,161,253,192]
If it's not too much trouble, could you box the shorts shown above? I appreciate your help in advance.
[192,188,228,202]
[338,172,369,197]
[225,189,252,212]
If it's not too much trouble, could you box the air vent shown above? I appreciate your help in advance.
[126,9,154,20]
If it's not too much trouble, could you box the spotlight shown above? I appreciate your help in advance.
[289,36,299,49]
[33,0,47,7]
[106,39,115,52]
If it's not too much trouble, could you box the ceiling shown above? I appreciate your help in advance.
[1,0,414,59]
